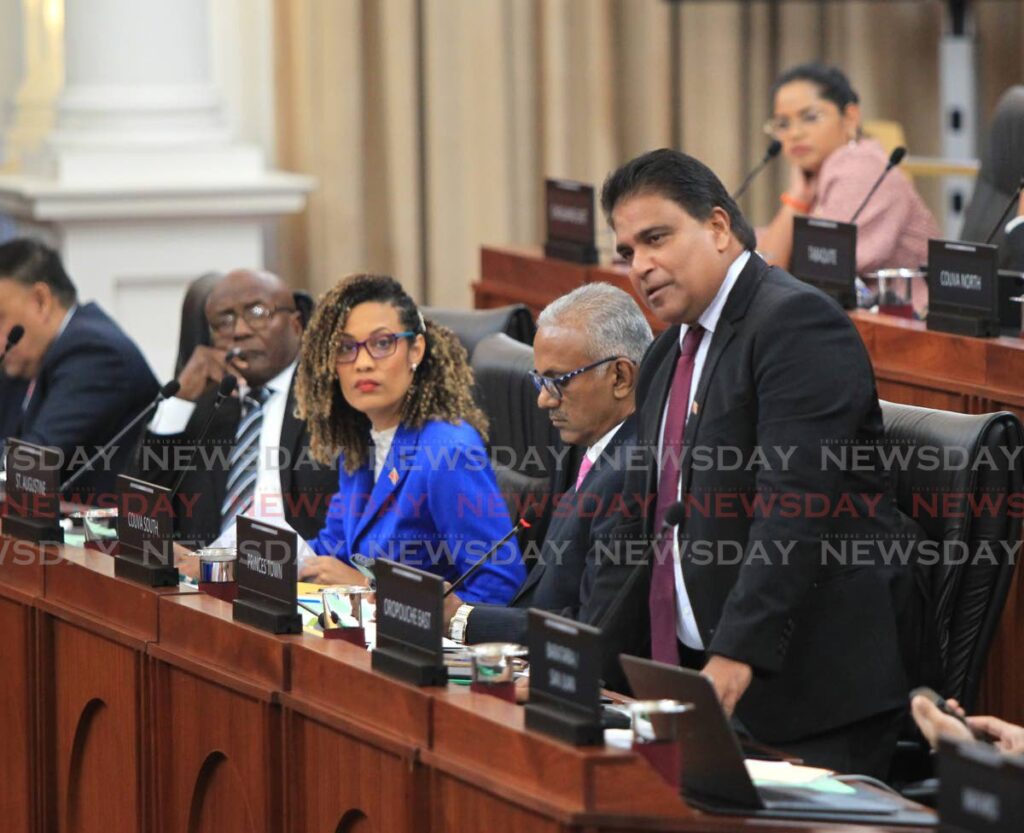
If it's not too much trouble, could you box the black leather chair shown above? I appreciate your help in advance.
[960,86,1024,266]
[422,304,535,357]
[174,271,223,376]
[880,401,1023,786]
[174,271,315,375]
[470,333,578,560]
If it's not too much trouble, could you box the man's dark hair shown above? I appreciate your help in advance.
[0,238,77,307]
[771,62,859,111]
[600,149,757,251]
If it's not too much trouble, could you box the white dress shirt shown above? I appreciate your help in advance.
[657,249,751,649]
[149,361,302,551]
[582,420,624,479]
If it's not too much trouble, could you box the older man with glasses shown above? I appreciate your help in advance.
[444,282,652,647]
[138,268,338,550]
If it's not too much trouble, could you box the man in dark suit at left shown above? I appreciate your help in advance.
[0,237,158,497]
[138,268,337,553]
[443,282,652,646]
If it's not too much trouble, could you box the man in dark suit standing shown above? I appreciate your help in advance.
[138,268,336,550]
[595,149,928,777]
[0,238,158,497]
[444,283,652,646]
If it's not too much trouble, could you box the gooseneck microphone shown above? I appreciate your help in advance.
[732,140,783,201]
[59,380,182,494]
[0,324,25,367]
[849,146,906,224]
[984,175,1024,245]
[444,508,536,598]
[168,374,238,498]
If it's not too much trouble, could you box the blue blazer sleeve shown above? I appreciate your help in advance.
[306,488,351,560]
[423,422,525,604]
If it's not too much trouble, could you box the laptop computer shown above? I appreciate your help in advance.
[619,654,936,826]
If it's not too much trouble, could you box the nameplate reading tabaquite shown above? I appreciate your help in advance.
[790,216,857,305]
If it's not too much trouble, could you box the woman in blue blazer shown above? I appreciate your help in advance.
[294,274,525,605]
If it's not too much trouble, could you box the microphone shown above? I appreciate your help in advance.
[444,507,535,598]
[984,175,1024,245]
[168,374,238,498]
[732,140,782,200]
[0,324,25,366]
[296,599,341,630]
[849,146,906,224]
[59,380,182,494]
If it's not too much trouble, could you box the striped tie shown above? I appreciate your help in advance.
[220,387,269,536]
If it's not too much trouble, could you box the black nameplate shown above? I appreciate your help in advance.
[232,517,301,634]
[371,559,447,687]
[790,216,858,309]
[938,738,1024,832]
[524,610,603,745]
[927,239,1000,338]
[113,475,178,587]
[543,178,598,265]
[2,438,63,544]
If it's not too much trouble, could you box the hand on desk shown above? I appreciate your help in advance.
[298,556,369,587]
[702,655,752,718]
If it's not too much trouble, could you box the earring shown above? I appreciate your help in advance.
[410,363,418,373]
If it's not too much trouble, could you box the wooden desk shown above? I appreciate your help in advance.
[0,534,937,832]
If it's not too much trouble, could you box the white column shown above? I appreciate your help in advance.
[2,0,62,170]
[31,0,262,182]
[0,0,314,378]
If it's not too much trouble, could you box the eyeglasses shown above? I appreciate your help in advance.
[208,302,297,334]
[762,108,831,138]
[335,330,415,364]
[529,356,620,401]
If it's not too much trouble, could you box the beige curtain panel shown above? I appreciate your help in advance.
[274,0,1024,306]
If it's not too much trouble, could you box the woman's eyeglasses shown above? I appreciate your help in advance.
[762,108,830,138]
[529,356,620,401]
[335,330,415,364]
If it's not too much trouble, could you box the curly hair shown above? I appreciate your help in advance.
[294,274,488,471]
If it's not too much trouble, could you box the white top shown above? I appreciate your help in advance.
[370,425,398,480]
[658,249,751,649]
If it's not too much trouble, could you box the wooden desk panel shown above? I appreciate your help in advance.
[35,546,183,833]
[0,536,46,833]
[426,686,692,829]
[280,638,431,833]
[148,594,293,833]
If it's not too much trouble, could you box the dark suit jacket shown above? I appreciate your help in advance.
[595,253,928,744]
[1,303,158,497]
[465,414,638,645]
[137,375,337,547]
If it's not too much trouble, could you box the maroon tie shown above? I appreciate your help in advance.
[649,325,704,665]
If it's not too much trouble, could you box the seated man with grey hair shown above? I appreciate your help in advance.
[444,282,653,645]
